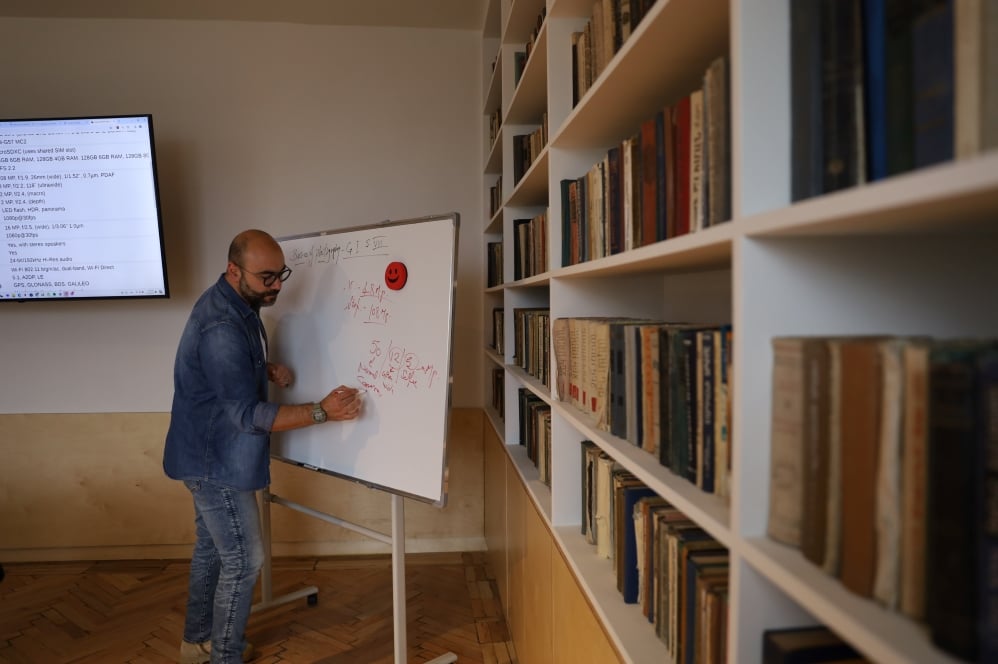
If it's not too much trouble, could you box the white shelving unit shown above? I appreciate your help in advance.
[482,0,997,662]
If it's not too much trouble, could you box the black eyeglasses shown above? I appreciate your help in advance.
[234,263,292,287]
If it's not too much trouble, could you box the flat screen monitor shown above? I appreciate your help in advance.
[0,114,169,302]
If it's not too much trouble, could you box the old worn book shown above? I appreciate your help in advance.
[800,339,832,566]
[703,55,730,227]
[822,339,844,576]
[768,338,816,547]
[688,87,706,233]
[873,339,903,609]
[594,452,617,559]
[926,341,990,661]
[838,338,883,598]
[899,339,929,619]
[954,0,998,158]
[552,317,571,402]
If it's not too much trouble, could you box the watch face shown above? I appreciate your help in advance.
[312,404,326,422]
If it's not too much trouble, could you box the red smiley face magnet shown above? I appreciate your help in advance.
[385,261,408,290]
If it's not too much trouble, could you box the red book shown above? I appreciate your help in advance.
[673,96,691,237]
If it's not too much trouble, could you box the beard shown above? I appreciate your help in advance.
[238,274,280,309]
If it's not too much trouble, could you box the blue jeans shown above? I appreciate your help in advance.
[182,480,264,663]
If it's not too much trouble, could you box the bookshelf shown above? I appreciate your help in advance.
[482,0,997,663]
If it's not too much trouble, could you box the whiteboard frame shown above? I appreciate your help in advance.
[268,212,459,507]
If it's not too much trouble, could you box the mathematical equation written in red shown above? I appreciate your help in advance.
[342,278,392,325]
[355,337,440,397]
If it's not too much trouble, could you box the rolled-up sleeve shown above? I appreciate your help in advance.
[199,320,279,434]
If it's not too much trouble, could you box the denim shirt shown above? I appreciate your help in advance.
[163,274,280,490]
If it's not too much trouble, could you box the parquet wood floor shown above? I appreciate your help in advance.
[0,552,516,664]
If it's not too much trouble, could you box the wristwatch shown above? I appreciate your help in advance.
[311,402,327,424]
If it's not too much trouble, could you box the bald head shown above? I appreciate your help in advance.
[228,229,280,266]
[225,229,288,308]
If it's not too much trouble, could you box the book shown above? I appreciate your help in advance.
[926,341,986,661]
[768,338,814,547]
[639,323,661,455]
[640,113,659,247]
[685,549,728,664]
[820,0,866,193]
[954,0,998,158]
[872,339,903,609]
[911,0,954,168]
[616,477,657,602]
[884,0,916,176]
[822,339,844,576]
[800,339,832,566]
[862,0,888,182]
[594,452,617,558]
[790,0,824,201]
[688,87,705,233]
[977,349,998,664]
[552,317,571,402]
[838,338,883,598]
[703,56,730,226]
[699,329,715,493]
[581,440,600,541]
[673,95,692,236]
[899,339,929,619]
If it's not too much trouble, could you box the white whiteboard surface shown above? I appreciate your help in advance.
[264,214,458,505]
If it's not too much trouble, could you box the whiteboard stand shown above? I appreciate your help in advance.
[252,488,457,664]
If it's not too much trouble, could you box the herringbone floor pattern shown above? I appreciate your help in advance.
[0,552,516,664]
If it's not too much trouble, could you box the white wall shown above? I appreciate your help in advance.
[0,17,484,413]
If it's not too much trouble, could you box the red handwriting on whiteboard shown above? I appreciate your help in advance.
[343,279,392,325]
[355,338,439,397]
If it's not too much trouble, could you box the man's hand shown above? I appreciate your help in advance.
[267,362,293,388]
[320,385,363,421]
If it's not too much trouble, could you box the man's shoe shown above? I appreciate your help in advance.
[178,640,210,664]
[179,639,255,663]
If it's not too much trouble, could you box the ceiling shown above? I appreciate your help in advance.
[0,0,487,30]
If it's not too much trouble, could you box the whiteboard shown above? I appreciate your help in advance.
[263,214,458,505]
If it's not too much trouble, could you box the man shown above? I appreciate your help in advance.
[164,229,361,664]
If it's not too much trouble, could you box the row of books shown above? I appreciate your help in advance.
[512,307,550,388]
[524,5,547,68]
[581,441,729,662]
[486,240,503,288]
[491,367,504,420]
[790,0,997,202]
[512,114,548,185]
[519,389,552,486]
[571,0,660,107]
[489,175,502,218]
[767,335,998,663]
[560,56,730,266]
[512,212,548,280]
[553,318,733,497]
[488,106,501,153]
[490,308,504,356]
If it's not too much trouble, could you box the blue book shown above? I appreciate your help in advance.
[684,548,728,664]
[620,484,657,603]
[912,0,954,167]
[863,0,888,181]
